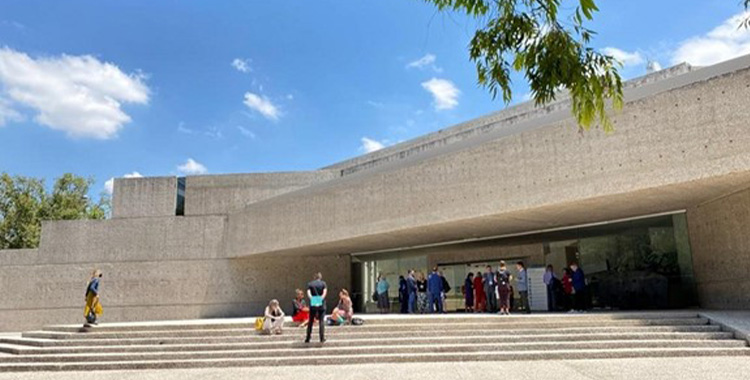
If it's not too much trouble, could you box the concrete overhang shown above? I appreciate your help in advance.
[223,54,750,259]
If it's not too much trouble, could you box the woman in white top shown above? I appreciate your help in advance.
[263,299,286,335]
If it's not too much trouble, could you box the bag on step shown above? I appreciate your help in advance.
[254,317,265,331]
[351,317,364,326]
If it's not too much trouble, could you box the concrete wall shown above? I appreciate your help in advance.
[185,171,338,216]
[0,217,351,332]
[687,186,750,309]
[225,63,750,258]
[112,177,177,219]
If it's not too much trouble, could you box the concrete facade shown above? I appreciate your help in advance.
[2,55,750,331]
[687,186,750,309]
[184,171,338,216]
[112,177,178,219]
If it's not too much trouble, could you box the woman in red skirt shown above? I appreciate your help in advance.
[291,289,310,327]
[473,271,485,312]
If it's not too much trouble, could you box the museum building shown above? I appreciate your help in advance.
[2,55,750,332]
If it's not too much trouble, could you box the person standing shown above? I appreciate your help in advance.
[516,261,530,314]
[473,271,485,313]
[482,265,497,313]
[439,271,451,313]
[570,262,586,313]
[562,267,574,311]
[464,273,474,313]
[497,262,512,315]
[416,272,428,314]
[376,274,390,314]
[543,265,557,312]
[427,267,443,313]
[84,269,103,325]
[398,275,408,314]
[407,269,418,314]
[305,272,327,344]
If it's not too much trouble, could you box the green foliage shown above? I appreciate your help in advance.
[0,173,106,249]
[425,0,625,131]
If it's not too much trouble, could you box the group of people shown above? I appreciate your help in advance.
[259,272,354,342]
[372,260,588,315]
[82,261,588,343]
[464,261,528,315]
[376,267,453,314]
[544,262,588,313]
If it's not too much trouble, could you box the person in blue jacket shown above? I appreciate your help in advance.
[427,267,444,313]
[570,262,586,312]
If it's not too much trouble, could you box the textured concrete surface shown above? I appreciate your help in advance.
[688,187,750,309]
[112,177,177,218]
[185,171,338,216]
[0,357,749,380]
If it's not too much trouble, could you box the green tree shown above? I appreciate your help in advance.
[424,0,750,131]
[0,174,47,249]
[0,173,106,249]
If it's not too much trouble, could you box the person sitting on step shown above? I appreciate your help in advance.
[292,289,310,328]
[263,299,285,335]
[331,289,354,325]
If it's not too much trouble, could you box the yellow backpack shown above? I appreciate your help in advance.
[254,317,265,331]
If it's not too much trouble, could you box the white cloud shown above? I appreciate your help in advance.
[671,11,750,66]
[104,171,143,194]
[237,126,256,139]
[367,100,384,108]
[0,47,149,139]
[0,97,22,126]
[360,137,386,153]
[601,47,644,67]
[421,78,460,110]
[243,92,281,121]
[646,60,662,73]
[286,94,294,100]
[406,53,442,72]
[177,158,208,175]
[231,58,252,73]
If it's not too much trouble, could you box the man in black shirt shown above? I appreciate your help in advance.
[305,272,328,343]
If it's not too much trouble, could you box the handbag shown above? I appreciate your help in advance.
[254,317,265,331]
[372,291,379,302]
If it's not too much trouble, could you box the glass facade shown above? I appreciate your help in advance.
[356,212,697,312]
[543,213,696,309]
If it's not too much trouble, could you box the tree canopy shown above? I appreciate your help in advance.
[425,0,750,132]
[0,173,108,249]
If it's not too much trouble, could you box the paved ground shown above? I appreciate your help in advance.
[0,357,749,380]
[700,310,750,343]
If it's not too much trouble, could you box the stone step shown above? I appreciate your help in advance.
[0,332,736,355]
[39,312,702,333]
[6,325,724,347]
[1,347,749,372]
[38,318,710,336]
[27,321,718,341]
[0,340,745,364]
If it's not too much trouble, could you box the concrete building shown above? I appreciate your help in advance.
[2,55,750,331]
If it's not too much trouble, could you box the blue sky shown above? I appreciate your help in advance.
[0,0,748,198]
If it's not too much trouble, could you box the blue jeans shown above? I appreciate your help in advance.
[408,292,416,313]
[428,292,443,313]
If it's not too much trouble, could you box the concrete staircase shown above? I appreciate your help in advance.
[0,311,747,372]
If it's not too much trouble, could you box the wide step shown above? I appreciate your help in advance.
[0,312,747,372]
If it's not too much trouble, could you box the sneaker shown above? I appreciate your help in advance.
[304,339,310,344]
[320,338,327,344]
